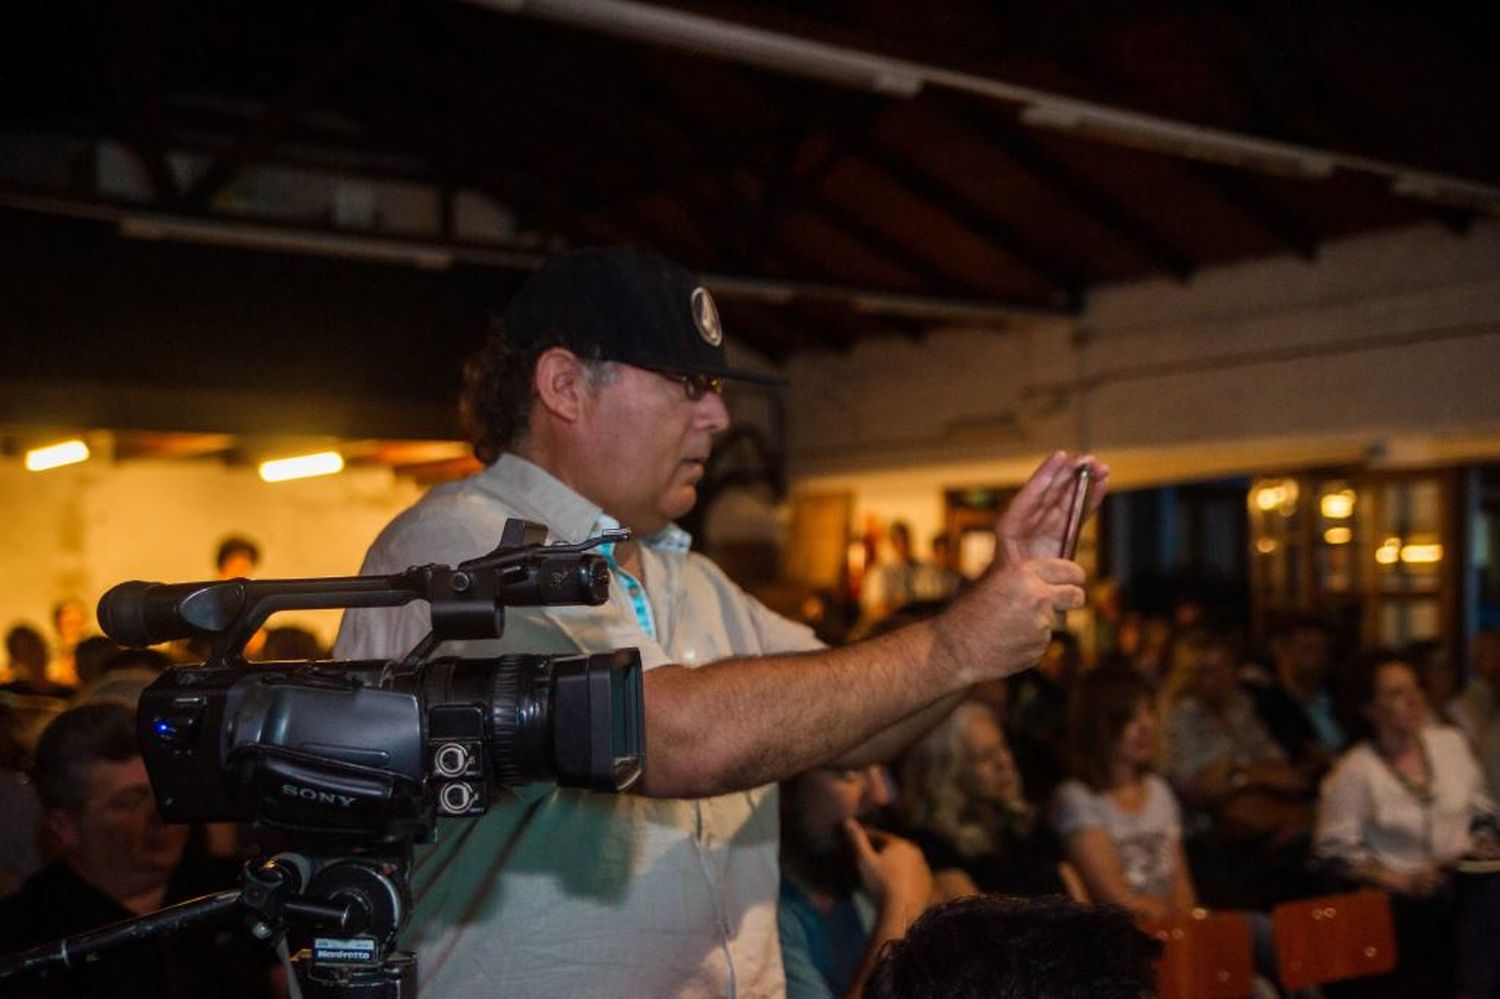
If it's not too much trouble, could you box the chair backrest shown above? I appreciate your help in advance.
[1271,890,1397,989]
[1144,909,1255,999]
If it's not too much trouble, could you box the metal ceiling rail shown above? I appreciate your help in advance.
[0,188,1062,323]
[475,0,1500,217]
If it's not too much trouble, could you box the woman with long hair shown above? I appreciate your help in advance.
[1052,668,1195,921]
[896,702,1064,902]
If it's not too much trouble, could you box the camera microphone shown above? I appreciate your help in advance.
[99,580,247,647]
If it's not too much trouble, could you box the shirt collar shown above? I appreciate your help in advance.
[478,453,694,553]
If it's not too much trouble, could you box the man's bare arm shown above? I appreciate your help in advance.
[639,557,1083,798]
[827,690,968,770]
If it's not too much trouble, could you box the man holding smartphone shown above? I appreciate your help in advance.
[336,246,1106,998]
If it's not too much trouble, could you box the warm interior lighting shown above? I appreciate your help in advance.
[259,451,345,482]
[1375,538,1402,565]
[1254,485,1284,511]
[1253,480,1298,515]
[1400,543,1443,564]
[25,439,90,471]
[1320,490,1356,520]
[1323,527,1353,545]
[1255,538,1277,555]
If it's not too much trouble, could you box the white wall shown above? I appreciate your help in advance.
[785,222,1500,526]
[0,459,424,649]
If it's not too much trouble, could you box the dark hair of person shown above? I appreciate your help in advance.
[1269,612,1331,647]
[215,535,261,572]
[1068,667,1154,792]
[100,647,173,676]
[5,623,48,672]
[1341,648,1413,743]
[460,317,615,464]
[32,702,137,812]
[864,894,1160,999]
[261,626,326,662]
[74,635,125,686]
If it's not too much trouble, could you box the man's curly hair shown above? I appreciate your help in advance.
[459,318,617,465]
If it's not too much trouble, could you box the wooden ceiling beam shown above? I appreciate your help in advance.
[940,97,1196,282]
[854,141,1084,305]
[1186,163,1320,260]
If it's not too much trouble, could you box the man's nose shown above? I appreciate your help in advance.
[862,767,893,808]
[697,389,730,433]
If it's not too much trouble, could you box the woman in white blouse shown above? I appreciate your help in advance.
[1315,654,1500,996]
[1316,656,1493,890]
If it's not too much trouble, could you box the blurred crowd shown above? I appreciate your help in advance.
[0,535,328,998]
[778,544,1500,998]
[7,519,1500,997]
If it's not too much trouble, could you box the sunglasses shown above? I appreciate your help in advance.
[642,367,725,401]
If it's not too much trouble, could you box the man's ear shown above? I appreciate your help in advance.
[44,807,82,854]
[533,347,591,425]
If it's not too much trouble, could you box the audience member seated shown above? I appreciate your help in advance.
[1448,630,1500,800]
[1251,615,1346,780]
[1162,632,1311,842]
[1315,653,1500,997]
[260,625,327,662]
[1058,668,1289,994]
[0,703,277,999]
[1053,667,1196,921]
[1407,638,1460,727]
[779,765,933,999]
[72,635,125,690]
[859,521,927,627]
[2,624,71,753]
[75,648,174,708]
[3,624,73,699]
[863,894,1161,999]
[48,598,89,689]
[896,702,1065,901]
[0,703,41,899]
[1162,632,1315,910]
[1447,630,1500,744]
[1107,613,1174,690]
[1006,631,1083,804]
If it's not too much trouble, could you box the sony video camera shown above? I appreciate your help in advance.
[96,518,646,845]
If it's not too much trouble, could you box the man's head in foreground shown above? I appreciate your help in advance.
[34,702,188,907]
[865,894,1160,999]
[460,246,780,535]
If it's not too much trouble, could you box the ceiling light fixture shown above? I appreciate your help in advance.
[259,451,345,482]
[25,439,90,471]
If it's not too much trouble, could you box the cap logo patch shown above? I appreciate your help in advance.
[691,287,722,347]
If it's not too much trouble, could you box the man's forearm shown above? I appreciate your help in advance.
[830,690,968,770]
[638,554,1082,797]
[639,619,964,797]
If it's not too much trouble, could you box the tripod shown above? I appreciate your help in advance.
[0,849,416,999]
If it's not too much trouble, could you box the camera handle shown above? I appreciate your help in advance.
[0,852,416,999]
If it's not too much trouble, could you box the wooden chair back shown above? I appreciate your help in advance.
[1271,890,1396,989]
[1144,909,1255,999]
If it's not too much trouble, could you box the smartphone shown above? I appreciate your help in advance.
[1058,464,1093,560]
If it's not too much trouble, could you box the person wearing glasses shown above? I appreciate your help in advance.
[335,246,1105,998]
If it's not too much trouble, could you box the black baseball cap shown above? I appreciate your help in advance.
[502,246,784,386]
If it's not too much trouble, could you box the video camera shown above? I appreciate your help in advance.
[0,518,645,998]
[101,517,644,843]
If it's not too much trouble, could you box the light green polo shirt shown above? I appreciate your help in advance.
[335,454,823,997]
